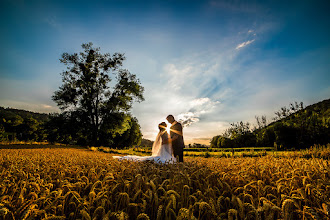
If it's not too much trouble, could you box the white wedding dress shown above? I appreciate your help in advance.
[113,131,176,163]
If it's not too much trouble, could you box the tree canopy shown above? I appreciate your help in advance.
[210,99,330,149]
[0,43,144,148]
[52,42,144,146]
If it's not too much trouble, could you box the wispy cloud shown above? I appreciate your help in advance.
[1,0,329,147]
[236,39,255,49]
[163,63,193,91]
[178,98,220,127]
[45,16,61,30]
[209,0,262,13]
[178,112,200,127]
[133,21,320,143]
[132,40,240,141]
[247,29,256,36]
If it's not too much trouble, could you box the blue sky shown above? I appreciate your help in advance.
[1,0,329,144]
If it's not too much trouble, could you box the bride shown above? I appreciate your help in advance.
[113,122,176,163]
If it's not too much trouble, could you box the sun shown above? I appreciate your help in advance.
[165,122,171,134]
[166,126,171,134]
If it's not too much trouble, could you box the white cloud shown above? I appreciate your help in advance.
[132,26,322,144]
[131,39,242,142]
[163,63,193,91]
[2,3,327,148]
[178,112,200,127]
[247,29,257,36]
[177,97,220,127]
[236,39,255,49]
[190,98,211,107]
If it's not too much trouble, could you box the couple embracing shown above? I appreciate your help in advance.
[113,115,184,163]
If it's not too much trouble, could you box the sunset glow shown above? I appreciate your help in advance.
[1,1,329,145]
[166,126,171,134]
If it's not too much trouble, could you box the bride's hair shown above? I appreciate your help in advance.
[158,122,167,132]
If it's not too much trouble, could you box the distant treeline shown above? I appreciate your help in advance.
[0,107,142,148]
[210,99,330,150]
[0,107,49,141]
[1,43,147,148]
[140,138,153,148]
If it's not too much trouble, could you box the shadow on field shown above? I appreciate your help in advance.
[0,144,87,150]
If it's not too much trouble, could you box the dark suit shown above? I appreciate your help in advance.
[170,121,184,162]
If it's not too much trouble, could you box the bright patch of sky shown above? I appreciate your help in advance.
[1,0,329,144]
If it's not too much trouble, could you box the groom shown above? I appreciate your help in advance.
[166,115,185,162]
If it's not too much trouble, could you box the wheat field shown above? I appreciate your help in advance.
[0,147,329,219]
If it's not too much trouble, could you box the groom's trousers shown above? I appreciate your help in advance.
[173,146,184,162]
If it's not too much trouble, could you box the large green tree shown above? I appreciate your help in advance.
[52,43,144,146]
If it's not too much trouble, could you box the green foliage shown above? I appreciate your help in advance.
[214,136,233,148]
[220,136,234,148]
[211,99,330,149]
[52,42,144,147]
[264,99,330,149]
[139,138,153,148]
[190,143,208,148]
[273,122,297,148]
[210,135,220,148]
[0,107,49,142]
[0,124,5,141]
[102,116,142,148]
[0,43,144,148]
[255,127,276,147]
[45,112,77,144]
[0,106,49,122]
[213,122,254,148]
